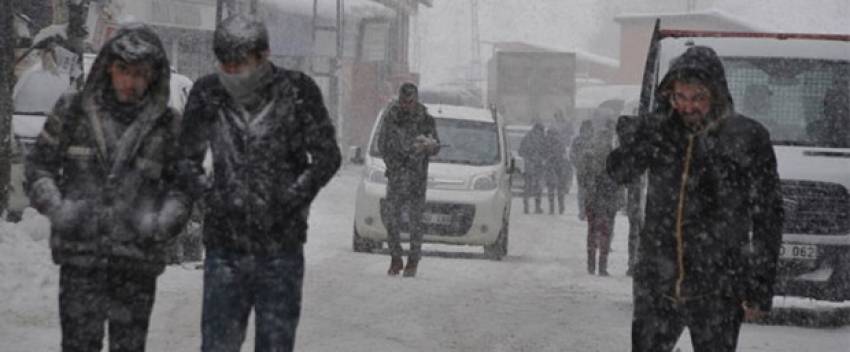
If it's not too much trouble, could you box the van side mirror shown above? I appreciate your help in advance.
[508,157,517,174]
[349,146,364,165]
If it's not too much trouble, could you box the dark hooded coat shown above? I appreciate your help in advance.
[179,63,341,254]
[26,25,190,271]
[607,46,784,310]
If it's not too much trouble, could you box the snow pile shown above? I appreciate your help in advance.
[0,208,57,327]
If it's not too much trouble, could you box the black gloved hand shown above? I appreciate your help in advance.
[616,115,642,146]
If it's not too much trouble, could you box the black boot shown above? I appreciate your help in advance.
[587,250,596,275]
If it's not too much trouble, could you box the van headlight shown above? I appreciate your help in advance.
[367,168,388,184]
[472,173,497,191]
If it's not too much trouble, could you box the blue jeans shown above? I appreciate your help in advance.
[202,248,304,352]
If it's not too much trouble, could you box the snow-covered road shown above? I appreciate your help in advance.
[2,166,849,351]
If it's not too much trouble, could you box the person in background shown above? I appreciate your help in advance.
[178,15,341,351]
[570,119,594,220]
[543,125,568,215]
[378,82,440,277]
[576,117,620,276]
[519,122,546,214]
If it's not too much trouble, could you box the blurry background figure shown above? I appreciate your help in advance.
[576,112,621,276]
[570,120,594,221]
[518,122,546,214]
[543,125,569,215]
[816,77,849,147]
[740,83,772,119]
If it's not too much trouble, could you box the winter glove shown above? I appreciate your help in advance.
[135,197,191,244]
[616,115,642,147]
[29,178,62,214]
[413,134,439,155]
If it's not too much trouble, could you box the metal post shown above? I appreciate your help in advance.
[66,0,90,89]
[0,0,15,213]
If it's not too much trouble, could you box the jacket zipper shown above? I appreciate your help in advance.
[674,134,696,302]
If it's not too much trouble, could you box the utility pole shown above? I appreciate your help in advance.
[0,0,15,214]
[66,0,90,89]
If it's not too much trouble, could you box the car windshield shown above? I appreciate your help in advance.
[371,117,501,166]
[657,37,850,148]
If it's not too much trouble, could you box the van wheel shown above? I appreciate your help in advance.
[485,217,509,260]
[353,225,381,253]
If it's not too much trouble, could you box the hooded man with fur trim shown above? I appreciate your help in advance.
[607,46,783,352]
[25,24,191,351]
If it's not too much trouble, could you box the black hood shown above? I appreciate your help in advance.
[657,45,734,121]
[83,23,170,114]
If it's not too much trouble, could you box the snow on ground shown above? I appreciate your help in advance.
[2,166,849,351]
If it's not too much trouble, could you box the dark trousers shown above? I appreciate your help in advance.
[382,190,426,261]
[202,248,304,352]
[545,169,569,214]
[523,173,543,213]
[586,208,614,273]
[632,292,744,352]
[59,265,159,352]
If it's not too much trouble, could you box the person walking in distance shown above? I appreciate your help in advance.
[543,125,568,215]
[570,119,594,220]
[576,118,621,276]
[519,122,546,214]
[378,83,440,277]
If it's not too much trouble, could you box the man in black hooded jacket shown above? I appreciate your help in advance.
[607,46,783,352]
[26,24,191,351]
[178,15,341,352]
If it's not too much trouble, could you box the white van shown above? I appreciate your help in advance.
[645,27,850,301]
[351,104,513,259]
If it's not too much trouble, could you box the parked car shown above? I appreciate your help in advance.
[351,104,514,259]
[641,25,850,301]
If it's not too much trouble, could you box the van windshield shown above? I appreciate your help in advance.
[371,118,501,166]
[723,57,849,148]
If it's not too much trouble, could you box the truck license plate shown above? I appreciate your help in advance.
[779,244,817,260]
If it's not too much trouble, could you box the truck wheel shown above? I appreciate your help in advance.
[353,225,381,253]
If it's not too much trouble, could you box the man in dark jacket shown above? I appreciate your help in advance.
[177,15,341,352]
[378,83,440,277]
[26,24,191,351]
[519,122,546,214]
[607,46,783,352]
